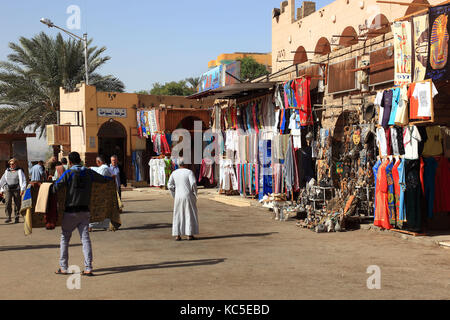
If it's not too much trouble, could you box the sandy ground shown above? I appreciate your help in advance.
[0,189,449,300]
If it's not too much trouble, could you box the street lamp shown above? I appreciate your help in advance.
[40,18,89,85]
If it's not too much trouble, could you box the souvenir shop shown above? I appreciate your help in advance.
[135,104,214,188]
[192,1,450,234]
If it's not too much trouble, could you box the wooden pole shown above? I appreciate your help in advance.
[376,1,431,7]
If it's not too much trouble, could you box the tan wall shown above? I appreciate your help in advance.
[60,84,139,160]
[272,0,442,73]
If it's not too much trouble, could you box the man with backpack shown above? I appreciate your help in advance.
[53,152,112,276]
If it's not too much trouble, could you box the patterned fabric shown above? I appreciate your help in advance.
[21,180,121,235]
[426,4,450,81]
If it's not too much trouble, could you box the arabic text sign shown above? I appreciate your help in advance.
[98,108,127,118]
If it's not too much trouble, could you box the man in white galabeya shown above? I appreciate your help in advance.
[167,158,199,241]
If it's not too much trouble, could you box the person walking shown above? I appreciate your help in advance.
[30,160,46,182]
[53,152,111,276]
[46,156,58,181]
[167,158,199,241]
[109,155,126,199]
[0,158,27,224]
[89,156,113,231]
[53,158,69,181]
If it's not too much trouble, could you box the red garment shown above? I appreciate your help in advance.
[161,134,171,155]
[420,157,425,194]
[392,159,401,222]
[374,161,392,230]
[294,77,313,126]
[408,83,430,121]
[252,102,259,134]
[198,159,214,184]
[434,157,450,213]
[45,191,58,230]
[385,128,392,155]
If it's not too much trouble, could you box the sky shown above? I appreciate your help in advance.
[0,0,333,93]
[0,0,333,161]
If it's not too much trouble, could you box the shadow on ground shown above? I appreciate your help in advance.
[197,232,278,241]
[94,258,226,276]
[0,244,81,252]
[119,223,172,231]
[120,211,172,215]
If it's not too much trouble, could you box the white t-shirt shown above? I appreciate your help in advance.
[403,125,422,160]
[376,127,388,157]
[413,82,438,117]
[375,91,384,126]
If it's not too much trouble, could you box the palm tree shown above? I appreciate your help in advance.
[0,32,125,136]
[185,77,201,92]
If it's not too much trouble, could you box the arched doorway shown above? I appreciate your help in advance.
[404,0,430,17]
[315,37,331,56]
[339,26,358,47]
[367,14,392,39]
[293,46,308,65]
[97,120,127,167]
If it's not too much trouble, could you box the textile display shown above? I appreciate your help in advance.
[393,21,413,86]
[413,14,429,81]
[21,180,121,235]
[425,4,450,81]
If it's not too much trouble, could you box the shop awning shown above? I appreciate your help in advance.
[187,82,276,100]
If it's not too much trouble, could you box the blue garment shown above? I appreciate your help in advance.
[246,105,252,132]
[372,160,382,218]
[109,165,121,189]
[386,161,395,224]
[284,81,297,108]
[389,87,400,126]
[30,164,45,182]
[397,158,406,223]
[258,140,272,200]
[424,157,438,219]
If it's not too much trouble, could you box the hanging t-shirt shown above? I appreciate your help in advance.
[391,127,400,156]
[375,91,384,126]
[288,113,302,149]
[413,82,438,118]
[395,126,405,155]
[389,87,401,126]
[394,85,409,126]
[403,125,422,160]
[294,77,313,126]
[381,89,393,128]
[422,126,443,156]
[377,127,388,157]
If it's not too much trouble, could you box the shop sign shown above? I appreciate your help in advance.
[98,108,127,118]
[222,61,241,86]
[198,65,224,93]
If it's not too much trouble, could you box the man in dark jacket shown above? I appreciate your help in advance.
[53,152,112,276]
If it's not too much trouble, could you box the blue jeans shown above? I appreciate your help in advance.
[60,211,93,272]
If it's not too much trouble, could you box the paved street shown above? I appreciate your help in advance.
[0,189,449,300]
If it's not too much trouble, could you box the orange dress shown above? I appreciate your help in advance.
[374,161,392,230]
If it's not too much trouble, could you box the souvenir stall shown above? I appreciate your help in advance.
[373,79,450,234]
[370,1,450,235]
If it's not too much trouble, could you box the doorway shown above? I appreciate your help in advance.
[97,120,127,167]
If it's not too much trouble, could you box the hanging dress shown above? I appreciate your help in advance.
[374,161,392,229]
[391,159,401,227]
